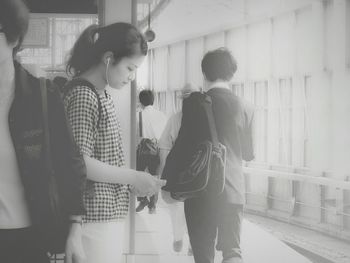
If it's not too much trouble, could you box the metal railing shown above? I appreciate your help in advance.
[243,163,350,240]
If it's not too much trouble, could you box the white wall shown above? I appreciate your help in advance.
[150,0,350,231]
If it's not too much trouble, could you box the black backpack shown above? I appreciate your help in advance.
[61,78,102,128]
[161,93,226,201]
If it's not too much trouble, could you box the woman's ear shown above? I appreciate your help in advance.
[102,51,114,65]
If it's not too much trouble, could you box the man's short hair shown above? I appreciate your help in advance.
[139,90,154,106]
[0,0,29,54]
[201,47,237,82]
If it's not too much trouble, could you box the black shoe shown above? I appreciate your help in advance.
[136,200,149,212]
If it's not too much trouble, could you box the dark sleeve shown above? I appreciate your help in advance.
[47,81,86,215]
[241,102,255,162]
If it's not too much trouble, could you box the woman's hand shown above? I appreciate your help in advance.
[64,223,85,263]
[130,171,166,196]
[161,190,178,204]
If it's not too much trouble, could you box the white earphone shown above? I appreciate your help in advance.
[106,57,111,87]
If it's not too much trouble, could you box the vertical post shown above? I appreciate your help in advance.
[291,178,299,217]
[98,0,105,26]
[99,0,137,260]
[129,0,138,256]
[320,172,326,224]
[52,18,56,69]
[344,175,350,230]
[330,0,350,179]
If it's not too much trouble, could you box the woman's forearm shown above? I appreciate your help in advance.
[84,155,136,185]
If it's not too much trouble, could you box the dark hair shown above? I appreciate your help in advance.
[201,47,237,82]
[0,0,29,55]
[139,90,154,106]
[67,23,148,77]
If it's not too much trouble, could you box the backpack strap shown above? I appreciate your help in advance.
[203,94,220,147]
[63,78,102,128]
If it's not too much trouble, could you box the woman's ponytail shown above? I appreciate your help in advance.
[66,24,100,77]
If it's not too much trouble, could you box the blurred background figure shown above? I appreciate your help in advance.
[159,83,198,255]
[136,89,167,214]
[53,75,68,91]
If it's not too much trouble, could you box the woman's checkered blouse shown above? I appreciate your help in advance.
[64,85,129,223]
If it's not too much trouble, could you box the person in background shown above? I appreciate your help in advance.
[136,89,167,214]
[0,0,86,262]
[158,83,197,255]
[64,23,165,263]
[181,48,255,263]
[53,75,68,91]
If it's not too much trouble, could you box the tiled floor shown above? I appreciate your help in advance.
[130,198,194,262]
[49,200,311,263]
[126,198,312,263]
[50,198,313,263]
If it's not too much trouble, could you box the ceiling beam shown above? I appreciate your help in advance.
[138,0,154,3]
[138,0,172,29]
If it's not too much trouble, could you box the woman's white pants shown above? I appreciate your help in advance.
[81,221,125,263]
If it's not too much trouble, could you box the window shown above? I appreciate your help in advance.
[278,78,293,165]
[303,76,311,167]
[174,90,183,113]
[154,91,167,114]
[231,82,244,97]
[18,16,98,72]
[233,81,268,163]
[253,81,268,163]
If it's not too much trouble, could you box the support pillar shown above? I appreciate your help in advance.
[99,0,138,258]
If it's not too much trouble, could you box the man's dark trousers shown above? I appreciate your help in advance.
[0,228,50,263]
[136,154,159,208]
[185,195,243,263]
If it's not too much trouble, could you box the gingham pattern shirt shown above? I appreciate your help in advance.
[64,85,129,223]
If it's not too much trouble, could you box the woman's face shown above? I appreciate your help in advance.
[106,54,145,90]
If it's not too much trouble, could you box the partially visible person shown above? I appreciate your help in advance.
[53,75,68,90]
[0,1,86,262]
[64,23,165,263]
[178,48,255,263]
[159,83,197,255]
[136,89,167,214]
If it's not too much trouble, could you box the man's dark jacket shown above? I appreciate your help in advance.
[8,62,86,232]
[163,88,254,204]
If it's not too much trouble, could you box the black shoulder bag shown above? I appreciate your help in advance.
[163,94,227,201]
[136,111,160,170]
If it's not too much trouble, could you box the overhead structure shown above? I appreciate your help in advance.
[25,0,98,13]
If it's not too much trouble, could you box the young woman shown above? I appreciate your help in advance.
[64,23,164,263]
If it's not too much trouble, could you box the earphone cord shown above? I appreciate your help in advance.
[106,59,111,87]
